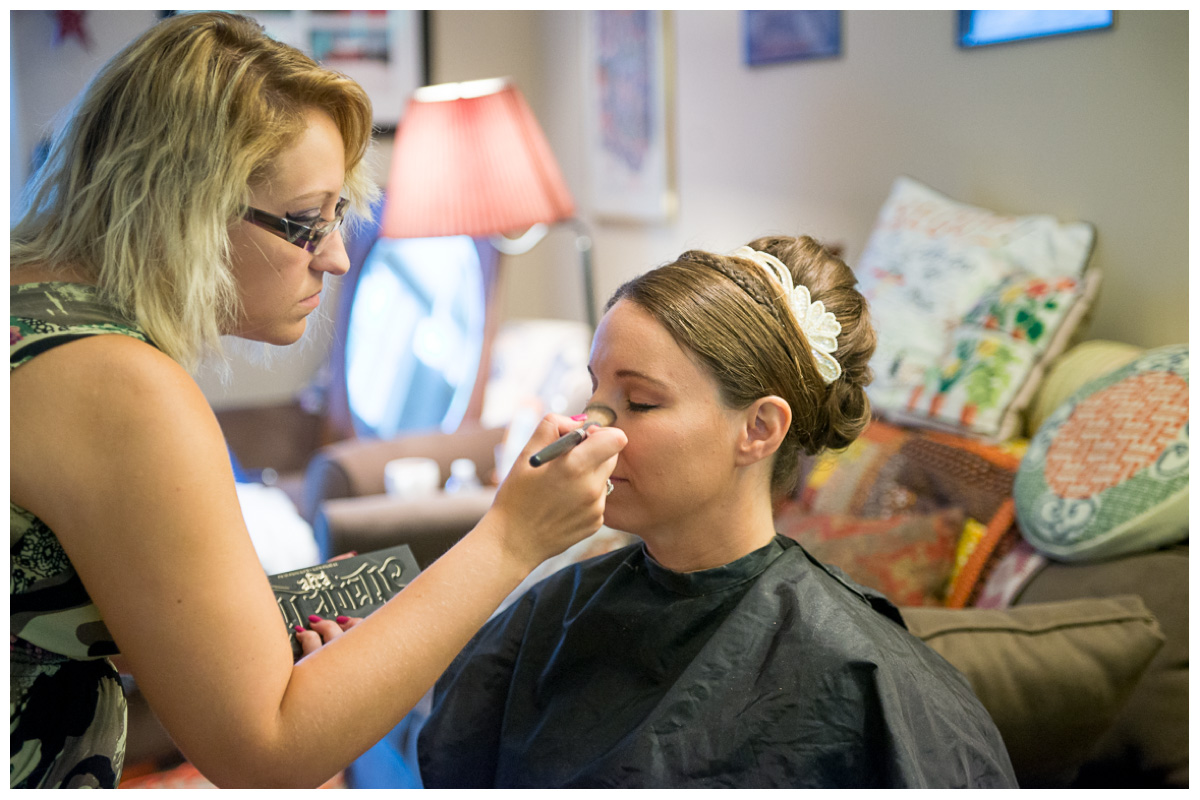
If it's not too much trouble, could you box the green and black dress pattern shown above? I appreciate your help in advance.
[10,283,154,788]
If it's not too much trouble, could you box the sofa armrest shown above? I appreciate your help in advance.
[300,426,506,523]
[313,489,498,568]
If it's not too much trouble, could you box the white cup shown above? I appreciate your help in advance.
[384,457,441,499]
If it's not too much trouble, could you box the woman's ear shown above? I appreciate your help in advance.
[734,396,791,467]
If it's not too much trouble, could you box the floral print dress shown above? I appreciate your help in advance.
[10,283,154,788]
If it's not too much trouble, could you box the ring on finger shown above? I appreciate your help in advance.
[606,479,614,496]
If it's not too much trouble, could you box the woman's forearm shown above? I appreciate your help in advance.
[193,513,534,788]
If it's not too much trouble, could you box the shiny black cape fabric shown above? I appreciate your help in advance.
[418,535,1017,788]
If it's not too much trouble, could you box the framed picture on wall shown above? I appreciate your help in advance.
[238,10,427,132]
[958,10,1114,48]
[582,10,677,224]
[743,10,842,66]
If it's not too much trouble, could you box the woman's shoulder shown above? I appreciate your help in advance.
[11,323,218,498]
[12,322,183,398]
[768,544,987,689]
[10,330,232,576]
[773,538,906,625]
[764,542,944,662]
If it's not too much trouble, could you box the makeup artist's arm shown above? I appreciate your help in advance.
[11,336,625,788]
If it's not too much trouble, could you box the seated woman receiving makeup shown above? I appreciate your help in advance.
[415,237,1018,789]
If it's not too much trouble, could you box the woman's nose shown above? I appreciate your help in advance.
[312,230,350,276]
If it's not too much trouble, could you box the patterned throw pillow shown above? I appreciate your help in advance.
[1015,345,1188,561]
[790,419,1028,607]
[856,176,1097,441]
[777,509,965,607]
[916,270,1102,437]
[1024,339,1143,437]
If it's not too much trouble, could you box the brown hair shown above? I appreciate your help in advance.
[606,235,876,498]
[11,11,378,369]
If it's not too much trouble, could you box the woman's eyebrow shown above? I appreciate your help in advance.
[290,189,338,207]
[587,365,671,389]
[614,369,670,388]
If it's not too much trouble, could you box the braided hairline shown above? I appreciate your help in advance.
[696,252,820,372]
[690,252,786,324]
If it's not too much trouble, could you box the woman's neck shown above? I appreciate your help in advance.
[639,492,779,573]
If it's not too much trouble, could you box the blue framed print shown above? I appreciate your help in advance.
[744,10,841,66]
[958,10,1114,48]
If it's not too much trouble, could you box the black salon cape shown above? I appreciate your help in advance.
[417,535,1017,788]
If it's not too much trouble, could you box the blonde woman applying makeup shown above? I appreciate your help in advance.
[10,12,624,788]
[416,237,1018,788]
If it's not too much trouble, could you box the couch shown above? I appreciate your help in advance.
[772,401,1187,788]
[303,425,505,565]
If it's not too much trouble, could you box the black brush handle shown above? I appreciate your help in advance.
[529,423,597,467]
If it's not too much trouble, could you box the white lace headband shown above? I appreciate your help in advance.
[730,246,843,385]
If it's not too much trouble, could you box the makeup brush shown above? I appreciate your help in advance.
[528,404,617,467]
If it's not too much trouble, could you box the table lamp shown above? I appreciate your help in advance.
[381,76,597,327]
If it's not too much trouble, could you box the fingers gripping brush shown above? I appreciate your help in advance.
[528,404,617,467]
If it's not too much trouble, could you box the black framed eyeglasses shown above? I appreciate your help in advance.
[242,197,349,256]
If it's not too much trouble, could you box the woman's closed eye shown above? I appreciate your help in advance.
[626,401,658,413]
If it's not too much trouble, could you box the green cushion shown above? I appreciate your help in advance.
[1014,546,1189,788]
[1014,345,1188,562]
[902,596,1164,788]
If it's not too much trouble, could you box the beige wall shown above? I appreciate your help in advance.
[10,11,161,208]
[11,10,1188,408]
[510,10,1186,350]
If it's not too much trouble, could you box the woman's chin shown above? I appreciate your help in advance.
[230,320,307,346]
[600,507,642,538]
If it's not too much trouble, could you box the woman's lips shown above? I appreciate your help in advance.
[300,291,321,310]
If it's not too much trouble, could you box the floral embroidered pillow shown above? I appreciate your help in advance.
[856,176,1096,441]
[907,269,1101,439]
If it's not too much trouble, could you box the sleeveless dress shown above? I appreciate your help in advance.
[10,282,155,788]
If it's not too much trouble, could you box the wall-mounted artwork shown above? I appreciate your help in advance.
[743,10,842,66]
[958,10,1114,48]
[239,10,426,132]
[583,10,677,223]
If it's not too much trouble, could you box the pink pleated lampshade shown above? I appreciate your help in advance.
[381,77,575,239]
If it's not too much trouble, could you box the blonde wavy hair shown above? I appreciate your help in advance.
[11,11,378,370]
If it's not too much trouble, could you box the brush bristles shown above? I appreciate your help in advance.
[584,403,616,427]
